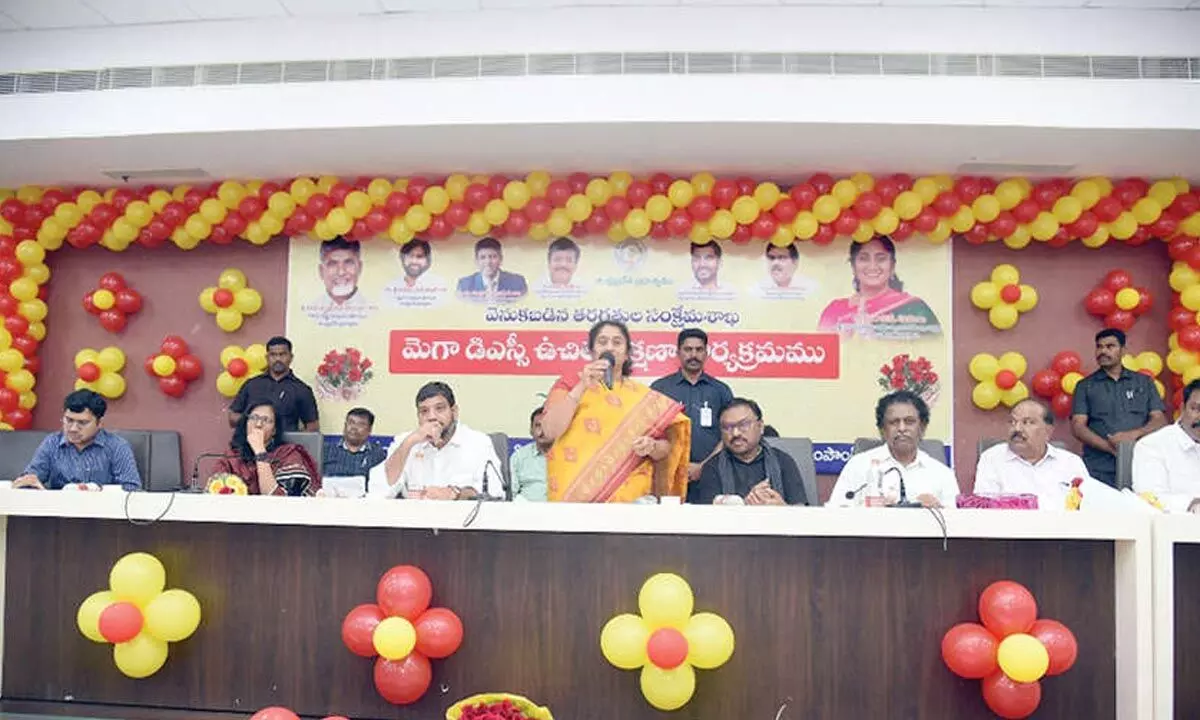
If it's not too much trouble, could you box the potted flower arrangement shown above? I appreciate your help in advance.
[447,693,553,720]
[878,353,940,408]
[315,347,374,401]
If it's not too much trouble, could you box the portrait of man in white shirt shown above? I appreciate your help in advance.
[828,390,959,508]
[536,236,588,300]
[1133,379,1200,513]
[303,237,375,327]
[678,241,735,301]
[973,399,1090,510]
[368,382,503,500]
[382,238,449,309]
[753,242,817,300]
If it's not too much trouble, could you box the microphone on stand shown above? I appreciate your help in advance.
[189,452,232,492]
[883,466,921,508]
[478,459,509,501]
[845,482,870,501]
[599,351,616,390]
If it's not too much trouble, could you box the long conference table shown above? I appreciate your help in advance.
[0,490,1189,720]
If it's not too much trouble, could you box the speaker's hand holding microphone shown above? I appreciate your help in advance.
[579,354,614,391]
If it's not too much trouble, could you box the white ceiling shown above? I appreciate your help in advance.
[0,0,1196,31]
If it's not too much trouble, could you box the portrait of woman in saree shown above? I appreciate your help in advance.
[214,400,321,496]
[816,235,942,340]
[540,320,692,503]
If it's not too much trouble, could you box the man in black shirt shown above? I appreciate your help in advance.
[690,398,808,505]
[650,328,733,490]
[1071,328,1166,486]
[228,336,319,432]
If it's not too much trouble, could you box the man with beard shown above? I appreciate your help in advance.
[973,399,1089,509]
[369,381,502,500]
[1133,379,1200,512]
[829,390,959,508]
[651,328,734,491]
[14,390,141,490]
[689,241,723,291]
[228,336,319,432]
[382,238,448,308]
[1071,328,1166,487]
[689,398,808,505]
[508,407,552,501]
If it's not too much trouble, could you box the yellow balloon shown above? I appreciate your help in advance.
[112,218,138,243]
[1183,285,1200,312]
[15,240,46,266]
[219,345,245,367]
[1110,212,1138,240]
[989,304,1019,330]
[418,187,448,217]
[1014,285,1038,312]
[1115,287,1141,311]
[600,613,650,670]
[998,351,1027,376]
[585,178,612,206]
[216,308,244,332]
[267,191,296,217]
[199,198,227,225]
[973,381,1002,410]
[171,184,192,202]
[606,224,628,245]
[730,196,760,225]
[528,223,550,241]
[645,195,672,223]
[199,286,218,313]
[144,589,201,642]
[1169,263,1199,293]
[1136,351,1164,377]
[344,190,372,219]
[1082,226,1110,249]
[792,212,818,240]
[1122,354,1139,372]
[812,195,840,223]
[373,616,417,660]
[831,179,858,208]
[97,347,126,373]
[667,181,694,208]
[18,390,36,410]
[771,225,795,247]
[624,209,651,238]
[1070,180,1100,209]
[16,185,43,203]
[546,210,572,237]
[218,268,247,291]
[689,172,715,195]
[709,210,735,239]
[912,177,939,204]
[9,277,37,302]
[640,664,695,712]
[502,181,531,210]
[483,199,511,227]
[77,590,114,643]
[994,179,1024,210]
[368,177,394,205]
[852,221,874,244]
[125,200,153,228]
[388,218,414,244]
[77,190,103,213]
[245,343,268,371]
[1185,365,1200,385]
[565,194,592,222]
[234,288,262,315]
[972,195,1000,223]
[950,206,976,233]
[997,633,1049,683]
[316,175,339,193]
[95,373,126,399]
[688,222,711,245]
[114,633,169,679]
[928,219,952,244]
[91,289,115,310]
[524,171,550,197]
[216,371,239,397]
[326,207,353,235]
[872,207,900,235]
[969,353,1000,382]
[1132,197,1162,226]
[217,181,246,209]
[1052,196,1082,224]
[893,191,923,220]
[27,321,45,341]
[243,221,271,244]
[638,573,693,630]
[684,612,734,669]
[0,349,22,372]
[0,326,9,350]
[152,354,176,377]
[1061,371,1084,394]
[1004,225,1033,250]
[1148,180,1178,208]
[990,264,1020,287]
[172,227,200,249]
[1155,378,1166,398]
[259,213,284,237]
[1001,381,1030,407]
[608,171,632,195]
[1030,212,1059,241]
[753,182,781,211]
[6,369,34,393]
[110,552,166,607]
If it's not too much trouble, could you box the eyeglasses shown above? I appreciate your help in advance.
[720,417,758,434]
[247,414,274,425]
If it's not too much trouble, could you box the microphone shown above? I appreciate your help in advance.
[845,482,869,500]
[189,452,232,492]
[478,459,509,501]
[599,351,616,390]
[883,466,921,508]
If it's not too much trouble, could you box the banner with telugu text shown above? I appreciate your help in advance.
[285,234,952,448]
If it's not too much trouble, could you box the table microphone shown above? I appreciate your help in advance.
[883,466,921,508]
[189,452,232,492]
[845,482,870,500]
[599,351,616,390]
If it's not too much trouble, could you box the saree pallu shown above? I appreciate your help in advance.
[213,443,321,496]
[546,375,690,503]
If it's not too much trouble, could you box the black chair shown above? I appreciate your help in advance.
[110,430,151,490]
[852,437,950,466]
[488,432,511,499]
[146,430,184,491]
[763,437,819,506]
[1116,441,1135,490]
[283,432,324,472]
[0,430,50,480]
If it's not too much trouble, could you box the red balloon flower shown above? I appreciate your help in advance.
[83,273,143,333]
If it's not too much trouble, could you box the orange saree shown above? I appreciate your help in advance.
[545,374,691,503]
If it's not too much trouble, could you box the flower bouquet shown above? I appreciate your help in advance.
[205,473,247,495]
[315,347,374,401]
[447,693,553,720]
[878,353,940,408]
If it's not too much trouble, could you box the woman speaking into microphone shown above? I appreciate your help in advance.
[540,320,691,503]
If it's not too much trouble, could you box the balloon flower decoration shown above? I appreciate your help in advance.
[1083,269,1153,331]
[1122,351,1167,399]
[600,573,735,711]
[199,268,263,332]
[144,335,203,398]
[77,552,201,679]
[216,343,268,397]
[968,352,1029,410]
[83,272,143,333]
[74,347,127,400]
[970,264,1038,330]
[1030,351,1085,419]
[341,565,464,706]
[249,708,347,720]
[942,580,1078,719]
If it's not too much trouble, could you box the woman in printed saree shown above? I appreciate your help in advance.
[214,400,321,496]
[541,320,691,503]
[817,235,942,340]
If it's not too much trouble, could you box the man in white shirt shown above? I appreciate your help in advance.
[828,390,959,508]
[304,237,375,326]
[753,242,817,299]
[368,382,502,500]
[973,399,1090,510]
[1133,379,1200,513]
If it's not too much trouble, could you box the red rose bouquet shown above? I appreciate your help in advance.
[315,347,374,401]
[447,693,552,720]
[878,353,940,408]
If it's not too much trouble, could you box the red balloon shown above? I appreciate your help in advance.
[1132,287,1153,316]
[109,188,134,211]
[182,189,206,213]
[788,182,818,210]
[487,175,510,199]
[1169,237,1197,263]
[159,375,187,398]
[175,354,203,382]
[731,224,752,245]
[4,314,29,337]
[342,603,385,657]
[207,226,232,246]
[1084,288,1116,317]
[1051,392,1074,419]
[1105,310,1136,331]
[78,362,101,383]
[11,334,36,357]
[374,653,432,705]
[464,183,491,211]
[941,622,999,679]
[1031,182,1060,210]
[365,208,391,235]
[414,607,464,659]
[812,224,836,245]
[733,176,754,197]
[0,198,22,223]
[874,178,900,205]
[932,191,961,217]
[649,221,669,240]
[807,172,834,195]
[161,335,189,358]
[114,288,142,314]
[0,387,17,412]
[1090,195,1121,223]
[406,177,431,204]
[305,193,333,218]
[1029,619,1078,676]
[912,208,938,233]
[23,354,39,375]
[711,180,738,209]
[751,214,778,239]
[6,408,32,430]
[97,272,125,291]
[22,205,47,230]
[964,224,990,245]
[221,212,248,236]
[384,193,411,218]
[545,181,571,208]
[834,212,860,237]
[258,181,282,199]
[583,212,609,236]
[978,580,1037,638]
[626,181,652,208]
[646,627,689,670]
[0,292,20,316]
[771,198,799,224]
[1051,351,1083,377]
[523,198,550,224]
[1170,305,1198,331]
[1113,183,1141,209]
[143,355,157,377]
[377,565,432,620]
[227,357,249,378]
[0,258,22,282]
[250,709,300,720]
[994,370,1018,391]
[1065,211,1099,239]
[0,236,15,257]
[665,210,692,237]
[329,182,352,206]
[1187,246,1200,272]
[212,288,235,308]
[982,673,1041,719]
[1178,325,1200,352]
[159,202,186,227]
[98,601,143,644]
[145,219,170,242]
[1010,199,1039,224]
[602,196,631,223]
[954,177,983,203]
[687,195,715,222]
[892,221,915,241]
[503,210,530,236]
[426,215,453,240]
[852,191,883,220]
[1031,370,1062,399]
[999,284,1022,304]
[1149,215,1179,240]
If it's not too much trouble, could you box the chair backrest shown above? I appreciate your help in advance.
[109,430,151,490]
[763,437,819,506]
[977,437,1068,460]
[146,431,183,491]
[0,430,51,481]
[852,437,950,466]
[283,432,324,473]
[1116,440,1135,490]
[488,432,511,499]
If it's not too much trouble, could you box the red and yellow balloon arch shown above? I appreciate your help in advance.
[1,170,1199,429]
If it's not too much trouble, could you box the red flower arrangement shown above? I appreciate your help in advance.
[878,353,941,407]
[316,347,374,401]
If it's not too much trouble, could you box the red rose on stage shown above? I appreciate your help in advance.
[315,347,374,401]
[878,353,940,408]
